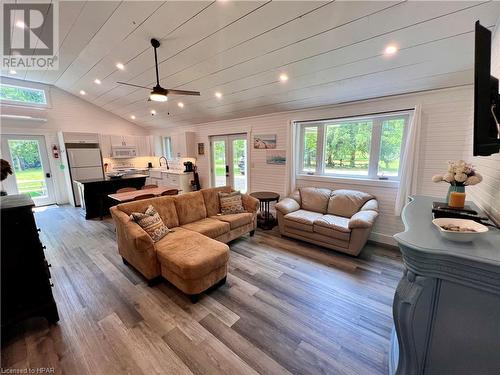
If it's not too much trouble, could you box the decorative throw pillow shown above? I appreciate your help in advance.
[219,191,245,215]
[130,205,169,242]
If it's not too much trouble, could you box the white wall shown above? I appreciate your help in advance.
[158,85,476,244]
[1,77,148,204]
[463,19,500,224]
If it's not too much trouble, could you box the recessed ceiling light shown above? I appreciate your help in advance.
[116,63,125,70]
[178,102,184,108]
[150,109,156,115]
[79,90,86,95]
[94,78,101,85]
[384,45,398,56]
[279,73,289,82]
[15,21,25,29]
[130,115,136,120]
[9,70,17,75]
[215,91,222,99]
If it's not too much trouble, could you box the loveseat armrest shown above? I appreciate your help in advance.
[348,210,378,229]
[241,193,259,213]
[360,198,378,212]
[110,206,160,280]
[276,197,300,215]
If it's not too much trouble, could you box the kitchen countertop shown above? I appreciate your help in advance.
[74,174,149,184]
[148,168,193,175]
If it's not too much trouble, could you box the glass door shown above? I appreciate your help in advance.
[210,134,248,193]
[1,135,56,206]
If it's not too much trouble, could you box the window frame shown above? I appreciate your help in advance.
[296,111,410,181]
[0,83,50,108]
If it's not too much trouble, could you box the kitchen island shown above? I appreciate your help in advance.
[74,174,148,219]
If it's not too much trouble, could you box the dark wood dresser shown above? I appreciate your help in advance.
[1,194,59,333]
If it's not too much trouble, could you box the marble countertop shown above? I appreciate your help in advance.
[74,174,149,184]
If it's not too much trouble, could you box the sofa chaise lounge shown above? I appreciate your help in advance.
[110,186,258,301]
[276,187,378,256]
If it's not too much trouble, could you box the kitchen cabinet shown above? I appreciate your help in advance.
[62,132,99,144]
[146,170,194,193]
[171,131,196,158]
[135,136,151,156]
[149,135,163,157]
[111,135,136,147]
[98,134,112,157]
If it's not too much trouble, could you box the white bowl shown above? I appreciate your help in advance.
[432,218,489,242]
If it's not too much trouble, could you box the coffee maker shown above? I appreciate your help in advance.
[183,161,194,172]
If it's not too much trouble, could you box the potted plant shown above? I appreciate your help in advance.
[432,160,482,205]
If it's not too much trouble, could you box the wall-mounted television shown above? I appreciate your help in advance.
[474,21,500,156]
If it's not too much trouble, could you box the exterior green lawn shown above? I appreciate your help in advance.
[14,167,46,197]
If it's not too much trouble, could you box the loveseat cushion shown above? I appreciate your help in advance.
[117,196,179,228]
[202,186,233,216]
[299,187,331,213]
[181,218,230,238]
[155,228,229,279]
[327,189,374,218]
[284,209,324,232]
[314,214,351,241]
[211,212,253,229]
[174,191,207,225]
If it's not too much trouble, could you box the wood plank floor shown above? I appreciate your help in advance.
[1,205,403,375]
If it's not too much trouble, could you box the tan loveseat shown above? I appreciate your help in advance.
[110,186,258,300]
[276,187,378,256]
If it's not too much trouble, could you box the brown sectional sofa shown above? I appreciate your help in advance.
[276,187,378,256]
[110,186,258,301]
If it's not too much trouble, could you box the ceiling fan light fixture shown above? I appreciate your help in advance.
[150,92,168,102]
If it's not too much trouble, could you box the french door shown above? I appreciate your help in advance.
[210,134,248,193]
[1,135,56,206]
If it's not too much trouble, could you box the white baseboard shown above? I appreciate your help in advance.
[369,231,397,246]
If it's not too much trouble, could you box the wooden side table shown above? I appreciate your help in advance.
[250,191,280,230]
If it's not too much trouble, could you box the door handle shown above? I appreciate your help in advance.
[46,173,51,178]
[225,165,229,176]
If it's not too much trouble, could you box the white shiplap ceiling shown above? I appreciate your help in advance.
[2,1,500,129]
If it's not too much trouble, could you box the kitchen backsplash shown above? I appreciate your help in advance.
[103,156,196,172]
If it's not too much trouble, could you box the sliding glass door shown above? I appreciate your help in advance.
[210,134,248,193]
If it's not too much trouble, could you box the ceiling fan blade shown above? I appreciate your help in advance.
[166,89,201,96]
[117,81,151,90]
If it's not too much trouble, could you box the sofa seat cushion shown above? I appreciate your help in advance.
[156,228,229,279]
[211,212,253,230]
[181,218,230,238]
[284,209,324,232]
[314,214,351,241]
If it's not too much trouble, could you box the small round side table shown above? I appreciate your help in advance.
[250,191,280,230]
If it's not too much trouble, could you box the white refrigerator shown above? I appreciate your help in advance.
[67,148,104,206]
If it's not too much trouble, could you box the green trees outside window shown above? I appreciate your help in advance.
[0,84,47,105]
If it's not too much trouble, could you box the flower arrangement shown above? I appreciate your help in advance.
[432,160,482,186]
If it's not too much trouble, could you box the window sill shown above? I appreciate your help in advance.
[296,174,399,188]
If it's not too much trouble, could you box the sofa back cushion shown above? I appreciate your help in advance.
[174,191,207,225]
[117,196,179,228]
[299,187,332,213]
[201,186,233,216]
[327,189,374,218]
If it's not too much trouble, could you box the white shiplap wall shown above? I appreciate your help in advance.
[158,85,476,244]
[463,19,500,224]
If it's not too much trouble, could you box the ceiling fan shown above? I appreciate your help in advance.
[117,38,200,102]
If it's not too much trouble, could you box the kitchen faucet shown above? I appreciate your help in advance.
[159,156,169,170]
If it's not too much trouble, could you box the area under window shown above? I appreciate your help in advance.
[296,111,410,180]
[0,84,47,105]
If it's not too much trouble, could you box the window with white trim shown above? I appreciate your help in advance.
[296,111,410,180]
[163,136,173,159]
[0,84,48,106]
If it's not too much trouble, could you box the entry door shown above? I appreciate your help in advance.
[210,134,248,193]
[1,135,56,206]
